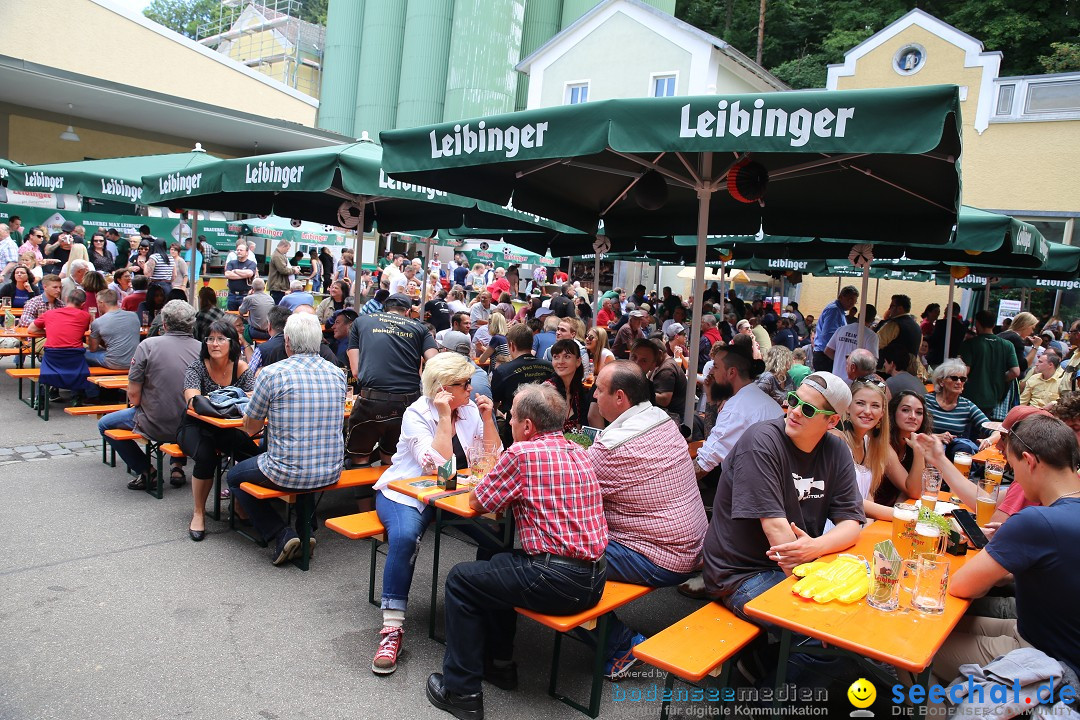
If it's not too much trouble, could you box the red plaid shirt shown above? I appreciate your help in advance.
[474,430,607,560]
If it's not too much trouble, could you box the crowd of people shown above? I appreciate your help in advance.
[10,233,1079,718]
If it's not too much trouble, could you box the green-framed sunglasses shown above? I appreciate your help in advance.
[786,391,836,419]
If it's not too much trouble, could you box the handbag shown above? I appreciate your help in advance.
[190,393,230,418]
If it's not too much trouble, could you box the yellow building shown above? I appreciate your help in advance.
[798,9,1080,318]
[0,0,343,165]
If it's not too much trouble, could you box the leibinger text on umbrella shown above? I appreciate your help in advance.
[245,161,305,189]
[159,172,203,196]
[22,172,65,192]
[378,170,447,200]
[680,99,855,147]
[100,178,142,202]
[429,121,549,159]
[768,259,810,271]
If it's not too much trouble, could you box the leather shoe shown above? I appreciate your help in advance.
[426,673,483,720]
[188,527,206,542]
[483,660,518,691]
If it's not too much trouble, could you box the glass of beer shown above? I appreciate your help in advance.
[891,503,919,558]
[984,459,1005,488]
[921,467,943,511]
[911,554,950,615]
[912,521,947,558]
[976,478,1001,526]
[953,451,973,478]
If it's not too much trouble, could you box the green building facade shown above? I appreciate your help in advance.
[317,0,675,138]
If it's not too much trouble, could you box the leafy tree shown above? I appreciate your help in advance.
[298,0,328,26]
[1039,42,1080,73]
[143,0,221,39]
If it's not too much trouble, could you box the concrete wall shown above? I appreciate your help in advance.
[0,0,316,126]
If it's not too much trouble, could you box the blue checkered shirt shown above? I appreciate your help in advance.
[360,298,383,315]
[245,353,345,489]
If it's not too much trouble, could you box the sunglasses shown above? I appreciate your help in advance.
[446,380,472,389]
[1007,425,1037,460]
[946,375,968,383]
[786,391,836,419]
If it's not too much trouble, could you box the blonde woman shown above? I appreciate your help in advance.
[464,263,485,297]
[832,377,894,520]
[17,252,42,283]
[368,351,501,676]
[59,243,90,280]
[754,345,794,405]
[999,311,1038,376]
[475,311,510,372]
[586,327,614,377]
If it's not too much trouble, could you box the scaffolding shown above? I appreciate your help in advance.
[197,0,325,98]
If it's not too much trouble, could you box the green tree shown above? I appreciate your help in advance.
[1039,42,1080,73]
[299,0,328,26]
[143,0,221,39]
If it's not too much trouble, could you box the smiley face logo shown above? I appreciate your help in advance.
[847,678,876,709]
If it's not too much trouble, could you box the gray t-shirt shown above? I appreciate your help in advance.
[128,332,202,442]
[90,309,141,370]
[702,418,864,598]
[238,292,275,332]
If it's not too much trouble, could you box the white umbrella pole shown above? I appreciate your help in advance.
[983,276,991,311]
[352,199,366,307]
[718,261,726,313]
[856,265,870,350]
[683,153,712,428]
[944,276,956,359]
[187,212,198,305]
[593,252,602,320]
[420,234,434,309]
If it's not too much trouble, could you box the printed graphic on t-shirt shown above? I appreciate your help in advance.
[792,473,825,501]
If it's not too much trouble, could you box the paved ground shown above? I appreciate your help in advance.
[0,365,725,720]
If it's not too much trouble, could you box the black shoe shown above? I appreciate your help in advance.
[483,660,518,691]
[426,673,484,720]
[169,469,187,488]
[126,470,155,491]
[188,527,206,542]
[47,390,62,403]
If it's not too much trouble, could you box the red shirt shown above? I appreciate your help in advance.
[34,306,91,348]
[121,291,146,312]
[596,308,617,328]
[474,430,607,560]
[486,277,511,299]
[998,480,1039,516]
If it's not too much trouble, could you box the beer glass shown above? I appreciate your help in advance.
[912,521,947,558]
[910,555,950,615]
[984,459,1005,488]
[976,478,1001,526]
[899,558,920,609]
[921,467,943,511]
[953,451,973,478]
[891,503,919,558]
[866,550,901,611]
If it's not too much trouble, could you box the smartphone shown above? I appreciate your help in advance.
[952,509,990,549]
[581,426,601,443]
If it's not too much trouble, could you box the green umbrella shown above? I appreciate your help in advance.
[6,149,221,204]
[382,85,963,423]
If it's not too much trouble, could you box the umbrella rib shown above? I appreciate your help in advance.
[844,163,955,213]
[674,153,701,185]
[767,154,870,180]
[516,158,567,179]
[599,153,668,217]
[606,150,696,190]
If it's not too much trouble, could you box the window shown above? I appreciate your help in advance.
[995,84,1015,116]
[566,83,589,105]
[1025,80,1080,114]
[653,75,676,97]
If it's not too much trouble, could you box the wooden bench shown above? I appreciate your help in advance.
[633,603,762,719]
[64,403,127,417]
[516,580,654,718]
[7,366,126,420]
[102,428,173,499]
[325,511,387,605]
[235,466,385,571]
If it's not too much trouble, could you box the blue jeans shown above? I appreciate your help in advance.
[375,491,503,611]
[84,350,126,370]
[945,437,980,462]
[99,407,185,475]
[442,552,606,694]
[227,293,244,311]
[582,540,695,659]
[228,456,321,544]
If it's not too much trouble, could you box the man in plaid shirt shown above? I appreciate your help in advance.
[228,312,345,566]
[426,383,607,719]
[585,360,708,679]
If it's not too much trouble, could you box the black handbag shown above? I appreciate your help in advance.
[190,394,230,418]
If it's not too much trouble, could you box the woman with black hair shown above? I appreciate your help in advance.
[180,319,259,541]
[137,283,167,327]
[87,233,114,273]
[144,238,175,294]
[194,285,226,341]
[0,265,39,308]
[882,389,932,507]
[543,337,593,432]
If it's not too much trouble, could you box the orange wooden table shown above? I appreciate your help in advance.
[186,407,244,429]
[388,475,512,640]
[972,447,1005,464]
[743,521,973,700]
[88,375,130,390]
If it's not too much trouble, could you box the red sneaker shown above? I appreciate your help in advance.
[372,626,403,675]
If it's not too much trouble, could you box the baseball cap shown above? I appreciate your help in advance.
[535,307,553,319]
[384,293,414,310]
[332,308,358,324]
[639,303,652,314]
[800,372,852,415]
[736,319,751,330]
[1000,405,1053,433]
[61,221,76,232]
[439,330,472,356]
[629,310,646,319]
[664,323,686,340]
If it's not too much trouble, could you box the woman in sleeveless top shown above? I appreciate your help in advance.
[880,390,933,507]
[144,239,175,294]
[832,378,895,520]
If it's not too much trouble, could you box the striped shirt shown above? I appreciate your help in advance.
[924,392,988,441]
[475,430,607,561]
[149,252,174,284]
[245,353,345,489]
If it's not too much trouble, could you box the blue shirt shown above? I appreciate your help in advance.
[360,298,383,315]
[278,292,315,311]
[532,330,556,359]
[245,353,345,489]
[186,247,203,282]
[986,498,1080,677]
[814,299,848,352]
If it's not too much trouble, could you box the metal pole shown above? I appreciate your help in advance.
[943,276,956,360]
[1054,290,1063,317]
[856,265,870,350]
[420,234,434,308]
[187,212,199,305]
[352,199,367,307]
[983,276,991,311]
[683,153,712,428]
